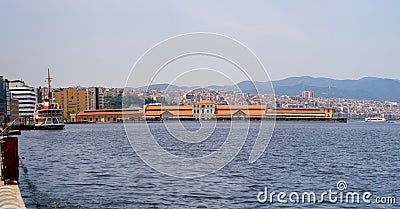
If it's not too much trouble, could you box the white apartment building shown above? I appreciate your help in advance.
[9,80,37,117]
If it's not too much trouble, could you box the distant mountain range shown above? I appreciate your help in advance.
[273,76,400,102]
[133,76,400,102]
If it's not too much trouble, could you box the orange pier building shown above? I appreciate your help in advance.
[143,100,345,122]
[73,108,143,123]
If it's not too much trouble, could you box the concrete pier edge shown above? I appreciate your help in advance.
[0,183,26,209]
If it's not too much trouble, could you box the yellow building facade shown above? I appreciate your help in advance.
[324,107,333,118]
[53,87,87,119]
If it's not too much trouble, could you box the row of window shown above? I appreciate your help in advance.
[194,104,214,108]
[79,117,118,122]
[194,109,214,114]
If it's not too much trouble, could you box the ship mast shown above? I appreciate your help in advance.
[46,68,52,103]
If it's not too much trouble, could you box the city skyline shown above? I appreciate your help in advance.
[1,1,399,87]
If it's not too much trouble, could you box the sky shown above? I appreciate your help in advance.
[0,0,399,87]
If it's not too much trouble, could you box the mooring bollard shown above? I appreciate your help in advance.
[1,136,19,184]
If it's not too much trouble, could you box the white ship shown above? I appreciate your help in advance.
[365,117,386,122]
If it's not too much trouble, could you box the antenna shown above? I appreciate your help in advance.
[46,68,53,102]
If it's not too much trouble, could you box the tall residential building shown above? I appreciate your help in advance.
[87,87,104,110]
[36,86,45,104]
[9,80,37,117]
[301,91,314,99]
[53,87,88,119]
[0,76,11,122]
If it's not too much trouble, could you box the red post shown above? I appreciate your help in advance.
[1,137,19,184]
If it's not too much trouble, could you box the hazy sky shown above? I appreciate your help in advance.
[1,0,399,87]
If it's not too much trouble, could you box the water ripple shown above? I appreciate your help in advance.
[17,122,400,208]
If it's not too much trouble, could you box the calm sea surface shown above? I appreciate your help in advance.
[18,121,400,208]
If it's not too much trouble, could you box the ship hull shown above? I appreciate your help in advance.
[34,124,65,130]
[365,117,386,122]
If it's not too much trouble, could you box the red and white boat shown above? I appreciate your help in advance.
[34,69,65,130]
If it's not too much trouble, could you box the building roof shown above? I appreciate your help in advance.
[215,109,236,116]
[242,109,266,116]
[195,100,215,105]
[166,110,193,116]
[216,105,267,110]
[77,108,143,116]
[145,109,193,116]
[144,110,163,116]
[215,109,266,116]
[145,105,193,117]
[145,105,192,111]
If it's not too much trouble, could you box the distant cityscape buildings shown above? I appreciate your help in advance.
[1,74,400,122]
[53,87,105,120]
[86,87,104,110]
[53,87,87,119]
[124,88,400,120]
[0,76,11,121]
[0,77,19,123]
[301,91,314,99]
[1,76,110,123]
[9,80,37,117]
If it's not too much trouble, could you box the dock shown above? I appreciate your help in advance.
[143,101,347,122]
[0,136,26,209]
